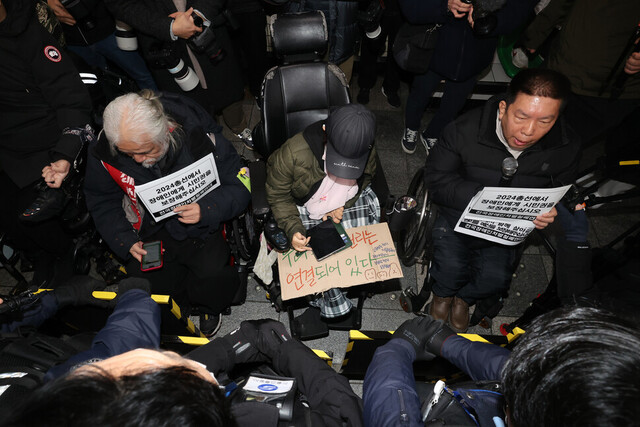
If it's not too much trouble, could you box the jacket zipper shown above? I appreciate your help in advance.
[398,389,410,425]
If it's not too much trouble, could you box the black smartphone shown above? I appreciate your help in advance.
[307,219,351,261]
[141,240,163,271]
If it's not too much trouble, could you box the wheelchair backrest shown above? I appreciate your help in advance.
[254,11,351,159]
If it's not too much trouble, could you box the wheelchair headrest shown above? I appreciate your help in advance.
[270,11,328,64]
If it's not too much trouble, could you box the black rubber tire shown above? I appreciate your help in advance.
[232,211,259,262]
[397,167,434,266]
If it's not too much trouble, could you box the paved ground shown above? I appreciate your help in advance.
[1,65,638,394]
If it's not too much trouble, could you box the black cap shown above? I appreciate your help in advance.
[325,104,376,179]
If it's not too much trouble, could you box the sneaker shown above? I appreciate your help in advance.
[200,313,222,337]
[401,128,419,154]
[511,47,529,69]
[381,87,401,108]
[420,134,438,154]
[357,88,370,104]
[237,128,254,151]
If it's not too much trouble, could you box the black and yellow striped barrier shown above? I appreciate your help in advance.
[340,328,525,381]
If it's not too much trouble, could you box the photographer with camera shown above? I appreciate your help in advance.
[46,0,158,91]
[0,0,93,288]
[103,0,252,146]
[399,0,538,155]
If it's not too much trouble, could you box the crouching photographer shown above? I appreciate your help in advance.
[104,0,251,141]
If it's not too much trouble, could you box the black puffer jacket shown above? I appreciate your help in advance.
[0,0,92,188]
[83,92,250,260]
[425,95,581,226]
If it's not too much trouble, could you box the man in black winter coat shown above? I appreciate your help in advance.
[83,90,250,335]
[423,68,581,332]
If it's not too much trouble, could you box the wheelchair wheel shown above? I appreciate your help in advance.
[231,211,259,262]
[397,167,437,267]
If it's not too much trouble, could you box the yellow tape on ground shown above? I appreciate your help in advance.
[619,160,639,166]
[349,330,375,340]
[177,336,210,346]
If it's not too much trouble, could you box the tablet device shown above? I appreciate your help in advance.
[307,219,352,261]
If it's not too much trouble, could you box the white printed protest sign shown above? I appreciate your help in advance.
[455,185,571,245]
[135,153,220,221]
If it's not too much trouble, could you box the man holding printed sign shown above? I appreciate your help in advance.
[421,69,581,332]
[84,90,250,336]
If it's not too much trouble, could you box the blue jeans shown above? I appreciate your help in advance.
[69,32,158,91]
[404,70,478,139]
[429,216,517,304]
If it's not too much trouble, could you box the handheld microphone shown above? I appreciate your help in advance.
[499,157,518,186]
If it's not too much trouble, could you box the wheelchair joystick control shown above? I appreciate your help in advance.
[264,219,290,252]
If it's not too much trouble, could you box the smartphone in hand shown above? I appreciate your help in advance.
[141,240,163,271]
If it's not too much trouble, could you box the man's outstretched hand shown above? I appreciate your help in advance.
[394,315,456,360]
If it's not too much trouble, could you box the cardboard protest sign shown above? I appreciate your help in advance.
[277,223,403,301]
[135,153,220,221]
[455,185,571,245]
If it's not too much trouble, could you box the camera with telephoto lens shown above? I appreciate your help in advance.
[114,20,138,51]
[356,0,385,40]
[60,0,96,31]
[188,9,226,64]
[460,0,506,37]
[146,44,200,91]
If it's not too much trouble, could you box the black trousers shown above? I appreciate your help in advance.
[126,227,239,316]
[357,10,404,93]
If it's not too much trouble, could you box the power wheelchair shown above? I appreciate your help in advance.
[235,11,390,340]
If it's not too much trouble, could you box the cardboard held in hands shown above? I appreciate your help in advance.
[277,223,403,301]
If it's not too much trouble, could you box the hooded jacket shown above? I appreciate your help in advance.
[0,0,92,188]
[266,121,377,242]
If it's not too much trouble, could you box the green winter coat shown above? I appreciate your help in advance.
[266,121,377,242]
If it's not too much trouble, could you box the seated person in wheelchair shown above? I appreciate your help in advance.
[266,103,379,321]
[423,68,581,332]
[0,0,93,287]
[363,307,640,426]
[4,316,364,426]
[83,90,251,336]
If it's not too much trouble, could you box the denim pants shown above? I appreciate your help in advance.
[69,32,158,91]
[429,216,517,305]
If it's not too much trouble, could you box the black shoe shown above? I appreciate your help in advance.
[21,186,70,223]
[382,87,401,108]
[200,313,222,337]
[292,307,329,340]
[357,88,370,104]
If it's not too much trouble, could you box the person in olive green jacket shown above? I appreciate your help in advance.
[266,104,378,253]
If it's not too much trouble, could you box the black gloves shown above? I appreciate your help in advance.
[215,319,291,368]
[394,315,456,360]
[117,277,151,296]
[54,275,108,308]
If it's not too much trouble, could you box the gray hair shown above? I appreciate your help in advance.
[102,90,180,155]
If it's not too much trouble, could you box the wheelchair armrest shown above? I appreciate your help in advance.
[247,161,290,252]
[248,161,270,218]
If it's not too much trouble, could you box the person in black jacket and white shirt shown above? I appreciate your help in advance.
[422,68,581,332]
